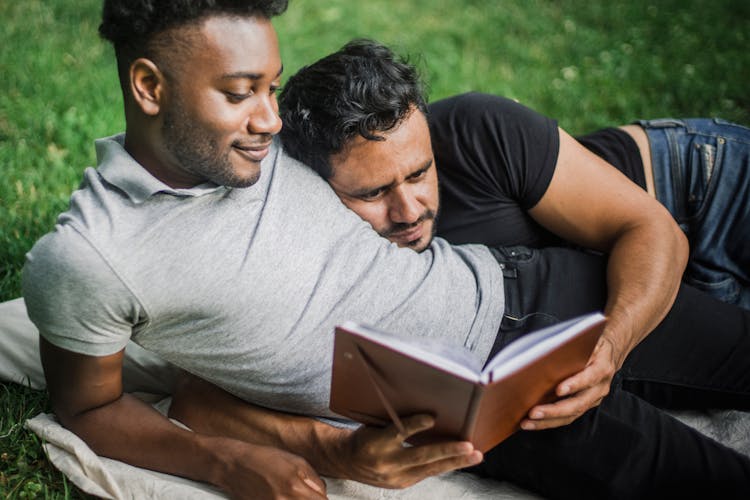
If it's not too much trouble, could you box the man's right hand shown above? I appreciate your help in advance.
[334,414,483,488]
[209,437,327,499]
[171,374,482,491]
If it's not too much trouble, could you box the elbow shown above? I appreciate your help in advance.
[670,221,689,272]
[167,375,196,426]
[646,205,688,275]
[168,373,218,434]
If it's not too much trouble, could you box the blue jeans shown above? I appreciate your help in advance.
[475,246,750,499]
[638,118,750,310]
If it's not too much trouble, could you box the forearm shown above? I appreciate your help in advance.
[39,341,327,498]
[522,130,689,428]
[602,216,688,366]
[59,392,328,498]
[169,375,352,478]
[522,217,688,429]
[59,392,232,487]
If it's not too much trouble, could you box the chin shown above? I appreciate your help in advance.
[403,235,432,253]
[412,240,431,253]
[227,166,262,188]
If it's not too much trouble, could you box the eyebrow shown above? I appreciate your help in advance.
[350,158,433,197]
[220,64,284,81]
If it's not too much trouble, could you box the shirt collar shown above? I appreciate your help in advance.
[94,133,226,204]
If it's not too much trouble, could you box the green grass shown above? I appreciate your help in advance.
[1,0,748,497]
[0,386,82,499]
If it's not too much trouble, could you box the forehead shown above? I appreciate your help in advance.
[330,110,433,185]
[171,15,281,77]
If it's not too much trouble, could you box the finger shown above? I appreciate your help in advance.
[395,414,437,440]
[358,414,436,446]
[401,439,478,467]
[527,387,606,422]
[556,354,611,396]
[522,393,604,430]
[297,469,327,498]
[301,477,328,498]
[520,414,578,431]
[391,451,484,489]
[523,396,606,431]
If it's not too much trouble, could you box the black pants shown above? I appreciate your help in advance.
[472,246,750,499]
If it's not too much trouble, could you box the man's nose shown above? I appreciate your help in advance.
[247,95,282,136]
[389,185,422,223]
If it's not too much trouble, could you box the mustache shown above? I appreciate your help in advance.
[382,209,437,237]
[232,134,274,149]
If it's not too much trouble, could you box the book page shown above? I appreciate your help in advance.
[481,312,605,383]
[339,321,484,380]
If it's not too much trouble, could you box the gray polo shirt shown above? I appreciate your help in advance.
[23,134,505,418]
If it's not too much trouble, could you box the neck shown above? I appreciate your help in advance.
[123,124,203,189]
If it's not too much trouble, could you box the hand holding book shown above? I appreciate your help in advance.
[330,312,606,452]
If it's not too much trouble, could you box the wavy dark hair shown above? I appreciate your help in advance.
[99,0,288,92]
[279,39,428,179]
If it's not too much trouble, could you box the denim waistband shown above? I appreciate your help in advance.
[634,117,750,221]
[635,119,683,217]
[634,118,750,309]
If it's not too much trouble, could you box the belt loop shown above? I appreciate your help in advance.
[498,262,518,279]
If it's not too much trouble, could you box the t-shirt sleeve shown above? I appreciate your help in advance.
[22,224,140,356]
[429,92,561,247]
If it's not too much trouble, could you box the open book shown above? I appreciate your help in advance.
[329,312,606,452]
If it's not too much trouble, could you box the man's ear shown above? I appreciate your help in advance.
[129,58,167,116]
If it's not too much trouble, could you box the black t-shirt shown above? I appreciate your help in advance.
[429,93,645,248]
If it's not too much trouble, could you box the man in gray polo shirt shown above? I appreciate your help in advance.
[22,2,505,497]
[25,132,504,414]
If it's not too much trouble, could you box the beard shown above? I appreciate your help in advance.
[161,102,261,188]
[382,208,438,251]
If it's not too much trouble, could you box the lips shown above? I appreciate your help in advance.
[232,142,272,162]
[390,222,424,245]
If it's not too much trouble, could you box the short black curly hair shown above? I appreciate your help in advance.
[99,0,288,92]
[279,39,428,179]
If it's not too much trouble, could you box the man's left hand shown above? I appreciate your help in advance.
[519,335,620,430]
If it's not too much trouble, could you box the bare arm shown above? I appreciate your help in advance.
[169,373,482,489]
[40,337,327,499]
[521,129,688,429]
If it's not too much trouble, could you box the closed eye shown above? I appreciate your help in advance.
[407,162,432,181]
[225,91,253,103]
[408,169,428,181]
[358,187,388,201]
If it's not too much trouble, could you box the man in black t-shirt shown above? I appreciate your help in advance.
[280,43,750,312]
[430,94,750,310]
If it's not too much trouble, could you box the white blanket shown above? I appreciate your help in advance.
[24,402,750,499]
[25,398,538,500]
[5,298,750,498]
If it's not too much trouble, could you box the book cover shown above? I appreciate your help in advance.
[329,312,606,452]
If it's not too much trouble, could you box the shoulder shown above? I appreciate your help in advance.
[428,93,557,134]
[428,92,542,121]
[23,212,140,357]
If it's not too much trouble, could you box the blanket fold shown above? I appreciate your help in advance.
[25,404,750,499]
[25,402,535,500]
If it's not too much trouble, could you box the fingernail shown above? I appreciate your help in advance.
[303,476,325,494]
[559,385,570,396]
[521,421,535,430]
[530,410,543,419]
